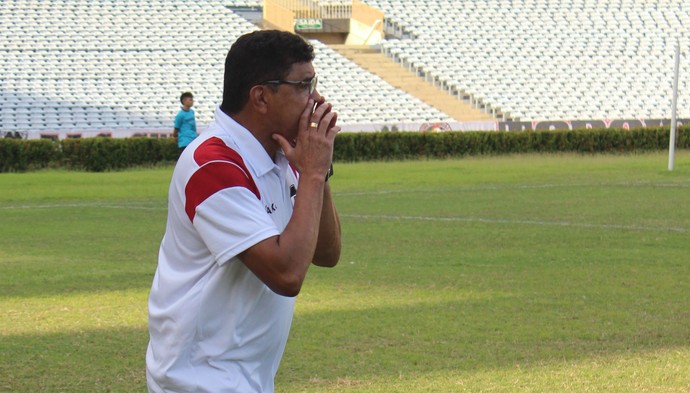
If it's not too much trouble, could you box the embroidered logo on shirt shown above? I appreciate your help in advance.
[265,203,277,214]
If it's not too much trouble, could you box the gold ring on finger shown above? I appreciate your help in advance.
[309,122,319,128]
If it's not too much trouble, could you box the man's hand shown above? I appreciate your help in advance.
[241,97,341,296]
[272,97,340,180]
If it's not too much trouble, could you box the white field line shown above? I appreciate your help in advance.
[2,179,688,208]
[341,214,690,234]
[2,180,688,234]
[0,203,164,211]
[2,203,687,233]
[336,181,690,197]
[336,181,690,234]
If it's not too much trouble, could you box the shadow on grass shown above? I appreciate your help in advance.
[2,293,688,392]
[279,296,690,384]
[0,326,149,393]
[1,268,155,299]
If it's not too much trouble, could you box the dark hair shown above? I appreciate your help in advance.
[220,30,314,114]
[180,92,193,104]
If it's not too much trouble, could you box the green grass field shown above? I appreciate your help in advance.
[1,152,689,392]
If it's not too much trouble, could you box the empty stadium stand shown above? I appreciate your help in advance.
[1,0,689,137]
[1,0,246,136]
[366,0,690,122]
[0,0,453,137]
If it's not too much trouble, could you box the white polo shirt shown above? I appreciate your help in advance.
[146,107,299,393]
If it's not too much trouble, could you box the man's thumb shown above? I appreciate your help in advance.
[272,133,292,152]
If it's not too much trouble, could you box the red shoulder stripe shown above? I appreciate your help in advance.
[194,136,246,166]
[185,137,260,222]
[288,163,298,178]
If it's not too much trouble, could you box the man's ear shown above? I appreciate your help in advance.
[248,85,270,115]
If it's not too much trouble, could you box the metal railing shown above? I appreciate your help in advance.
[270,0,352,19]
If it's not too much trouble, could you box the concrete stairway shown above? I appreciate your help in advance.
[330,45,493,122]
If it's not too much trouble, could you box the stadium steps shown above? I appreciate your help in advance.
[330,45,493,122]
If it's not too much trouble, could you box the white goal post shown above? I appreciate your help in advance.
[668,42,681,171]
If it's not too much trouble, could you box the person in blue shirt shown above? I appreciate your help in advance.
[173,92,198,155]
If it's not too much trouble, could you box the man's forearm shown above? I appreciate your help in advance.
[239,173,327,297]
[313,183,341,267]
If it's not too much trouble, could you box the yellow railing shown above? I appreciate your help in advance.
[268,0,352,20]
[263,0,383,41]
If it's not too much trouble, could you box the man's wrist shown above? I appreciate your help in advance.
[325,163,334,182]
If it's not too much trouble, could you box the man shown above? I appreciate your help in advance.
[173,91,198,155]
[146,30,341,392]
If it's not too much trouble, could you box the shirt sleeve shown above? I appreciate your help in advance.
[192,187,279,266]
[174,111,182,129]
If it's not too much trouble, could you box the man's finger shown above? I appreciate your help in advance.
[327,112,338,131]
[318,112,336,134]
[299,98,315,132]
[272,133,294,154]
[311,102,331,125]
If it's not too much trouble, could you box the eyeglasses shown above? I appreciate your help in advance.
[262,74,318,95]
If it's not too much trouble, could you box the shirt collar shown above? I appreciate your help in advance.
[214,106,278,177]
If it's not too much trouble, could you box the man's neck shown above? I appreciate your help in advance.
[229,112,279,162]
